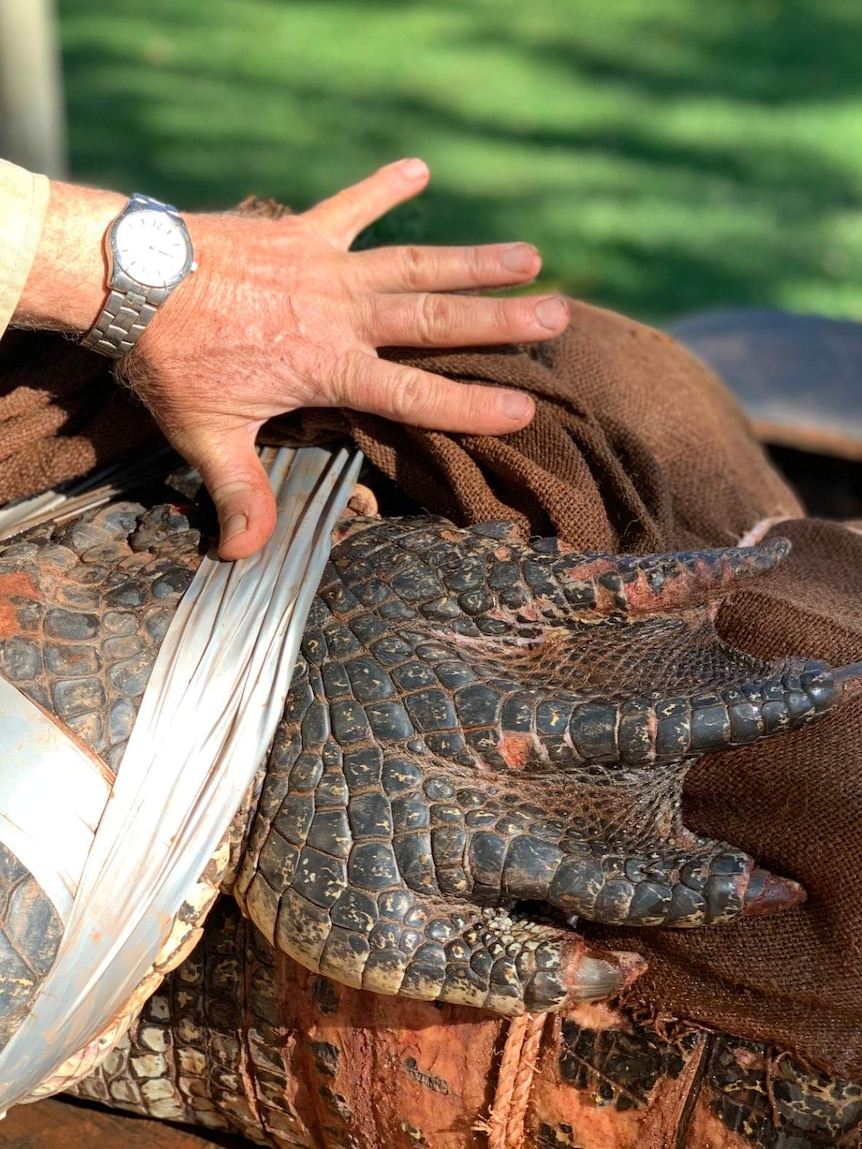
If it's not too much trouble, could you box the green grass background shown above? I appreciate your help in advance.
[57,0,862,323]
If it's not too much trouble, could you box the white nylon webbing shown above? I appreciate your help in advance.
[0,444,362,1105]
[0,680,110,922]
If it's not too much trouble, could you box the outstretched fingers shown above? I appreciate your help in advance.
[363,291,569,349]
[303,158,431,249]
[353,241,541,293]
[335,350,536,433]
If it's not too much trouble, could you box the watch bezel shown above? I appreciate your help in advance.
[107,201,196,292]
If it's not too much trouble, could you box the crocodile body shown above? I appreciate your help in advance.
[0,495,857,1145]
[75,896,862,1148]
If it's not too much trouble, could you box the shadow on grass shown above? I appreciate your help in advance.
[465,0,862,106]
[59,0,862,320]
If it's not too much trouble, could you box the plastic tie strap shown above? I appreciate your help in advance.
[0,444,362,1106]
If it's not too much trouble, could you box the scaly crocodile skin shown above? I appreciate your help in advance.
[234,514,850,1014]
[0,503,855,1036]
[0,501,222,1078]
[73,896,862,1149]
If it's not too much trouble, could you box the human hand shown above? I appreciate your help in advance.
[125,159,568,558]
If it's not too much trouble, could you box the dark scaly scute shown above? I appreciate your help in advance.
[552,1010,862,1147]
[0,501,202,769]
[557,1011,696,1108]
[0,840,64,1054]
[705,1036,862,1147]
[71,898,312,1143]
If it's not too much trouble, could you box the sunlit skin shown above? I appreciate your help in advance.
[15,159,570,559]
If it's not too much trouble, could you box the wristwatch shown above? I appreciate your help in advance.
[81,193,197,359]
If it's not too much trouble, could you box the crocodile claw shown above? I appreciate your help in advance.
[740,869,807,919]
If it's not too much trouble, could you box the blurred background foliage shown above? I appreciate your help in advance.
[57,0,862,323]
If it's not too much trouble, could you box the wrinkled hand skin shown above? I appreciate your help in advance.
[16,160,567,560]
[119,158,565,561]
[232,515,860,1016]
[0,504,858,1023]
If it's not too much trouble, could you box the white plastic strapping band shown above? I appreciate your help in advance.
[0,680,110,922]
[0,444,362,1105]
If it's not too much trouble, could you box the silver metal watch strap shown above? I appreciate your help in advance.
[81,194,189,360]
[80,279,169,360]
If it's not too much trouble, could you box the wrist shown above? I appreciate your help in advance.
[79,194,198,360]
[14,180,126,333]
[131,211,233,365]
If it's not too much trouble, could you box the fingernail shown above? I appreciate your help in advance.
[222,512,248,543]
[401,158,429,180]
[535,297,569,330]
[497,390,534,421]
[502,244,537,274]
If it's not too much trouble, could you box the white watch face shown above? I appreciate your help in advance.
[113,210,191,288]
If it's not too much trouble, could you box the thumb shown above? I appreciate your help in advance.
[188,426,277,560]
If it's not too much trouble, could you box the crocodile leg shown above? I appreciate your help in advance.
[226,514,862,1011]
[0,502,857,1034]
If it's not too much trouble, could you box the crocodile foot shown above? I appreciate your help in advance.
[233,515,861,1014]
[0,504,857,1021]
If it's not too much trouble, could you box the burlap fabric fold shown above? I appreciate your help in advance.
[1,301,860,1078]
[0,331,160,503]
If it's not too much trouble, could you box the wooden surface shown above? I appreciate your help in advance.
[0,1098,252,1148]
[669,308,862,459]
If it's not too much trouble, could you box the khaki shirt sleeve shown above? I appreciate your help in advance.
[0,159,50,338]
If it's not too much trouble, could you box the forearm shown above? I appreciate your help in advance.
[13,180,124,332]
